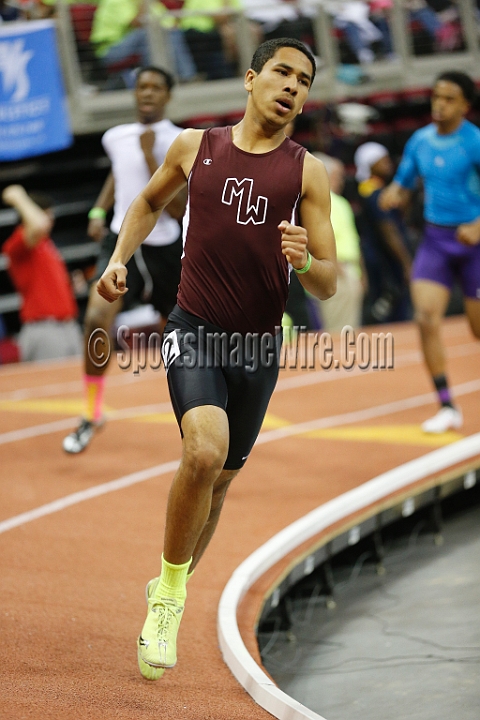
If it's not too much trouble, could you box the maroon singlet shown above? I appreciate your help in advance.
[177,126,306,335]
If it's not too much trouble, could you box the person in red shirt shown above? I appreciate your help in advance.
[2,185,82,362]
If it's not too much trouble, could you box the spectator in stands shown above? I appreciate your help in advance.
[90,0,197,85]
[366,0,396,57]
[354,142,413,324]
[159,1,199,82]
[312,153,366,331]
[244,0,316,51]
[63,66,186,454]
[243,0,299,41]
[405,0,461,53]
[380,71,480,434]
[368,0,462,57]
[29,0,56,19]
[0,0,21,21]
[302,0,460,64]
[180,0,241,80]
[90,0,150,82]
[1,185,83,362]
[318,0,384,64]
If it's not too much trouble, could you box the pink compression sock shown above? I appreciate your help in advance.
[84,374,105,422]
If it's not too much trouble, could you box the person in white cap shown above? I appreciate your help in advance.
[354,141,412,324]
[355,141,389,184]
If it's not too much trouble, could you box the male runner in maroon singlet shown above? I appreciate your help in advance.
[97,37,337,680]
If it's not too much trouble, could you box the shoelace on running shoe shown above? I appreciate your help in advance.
[152,600,182,642]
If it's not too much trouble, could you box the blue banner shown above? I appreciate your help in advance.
[0,20,72,161]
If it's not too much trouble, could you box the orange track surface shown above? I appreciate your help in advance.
[1,317,478,720]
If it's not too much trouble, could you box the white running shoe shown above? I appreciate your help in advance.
[422,406,463,434]
[62,417,105,454]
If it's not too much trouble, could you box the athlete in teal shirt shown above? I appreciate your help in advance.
[381,71,480,434]
[395,119,480,227]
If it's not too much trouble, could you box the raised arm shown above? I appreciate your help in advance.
[1,185,52,248]
[97,129,202,303]
[280,153,337,301]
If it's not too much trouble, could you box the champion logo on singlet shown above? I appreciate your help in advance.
[222,178,268,225]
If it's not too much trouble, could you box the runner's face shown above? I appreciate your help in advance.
[246,47,313,128]
[371,155,393,181]
[431,80,469,128]
[135,71,170,123]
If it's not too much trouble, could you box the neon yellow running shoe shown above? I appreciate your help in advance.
[137,579,164,680]
[137,577,184,670]
[137,636,165,680]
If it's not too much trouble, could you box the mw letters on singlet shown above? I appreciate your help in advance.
[221,178,268,225]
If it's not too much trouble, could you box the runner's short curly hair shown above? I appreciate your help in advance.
[135,66,175,92]
[251,38,316,85]
[435,71,476,104]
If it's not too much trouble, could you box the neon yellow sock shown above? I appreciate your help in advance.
[156,554,192,603]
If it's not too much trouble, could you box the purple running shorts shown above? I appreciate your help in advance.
[412,223,480,299]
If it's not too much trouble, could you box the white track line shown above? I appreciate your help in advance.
[0,417,81,445]
[0,356,80,376]
[1,367,479,718]
[0,342,478,446]
[217,433,480,720]
[0,403,173,446]
[1,380,480,532]
[0,379,479,449]
[0,322,477,718]
[0,368,155,401]
[275,341,478,392]
[1,340,477,400]
[258,379,480,444]
[0,460,179,535]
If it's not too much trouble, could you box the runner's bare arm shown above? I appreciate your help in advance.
[379,181,411,211]
[165,186,187,221]
[2,185,52,248]
[280,153,337,301]
[88,171,114,242]
[96,129,203,303]
[456,216,480,246]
